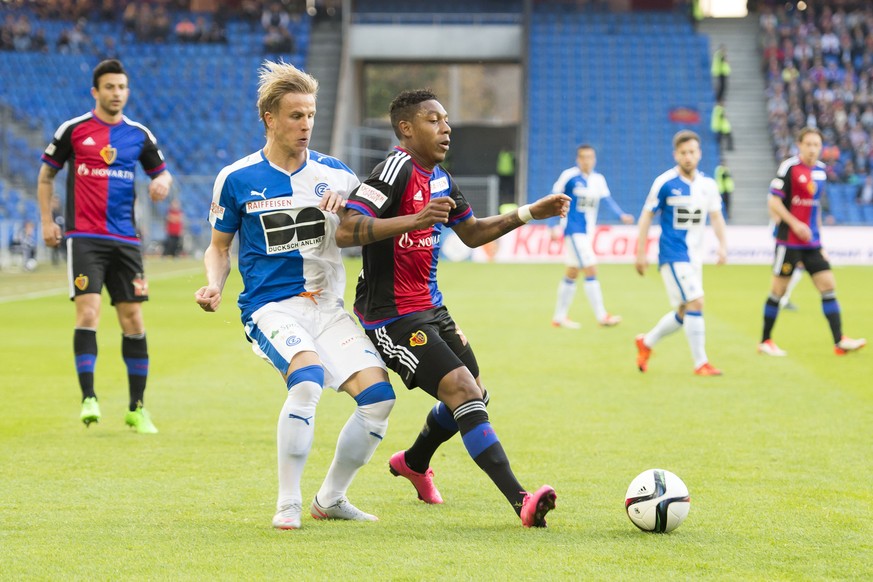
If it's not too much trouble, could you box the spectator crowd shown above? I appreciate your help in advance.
[760,0,873,204]
[0,0,340,56]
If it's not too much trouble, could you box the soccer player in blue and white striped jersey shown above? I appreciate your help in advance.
[195,61,395,530]
[634,131,728,376]
[548,144,634,329]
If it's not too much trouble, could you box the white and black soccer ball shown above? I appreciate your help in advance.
[625,469,690,533]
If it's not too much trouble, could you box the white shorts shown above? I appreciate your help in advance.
[245,295,385,390]
[659,262,704,308]
[564,233,597,268]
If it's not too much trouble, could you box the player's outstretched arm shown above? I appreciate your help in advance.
[635,210,654,276]
[453,193,570,248]
[195,229,234,312]
[604,195,635,224]
[37,164,61,247]
[148,170,173,202]
[336,198,456,247]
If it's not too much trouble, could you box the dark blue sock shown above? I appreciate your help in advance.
[454,399,526,514]
[74,328,97,400]
[122,333,148,411]
[821,291,842,344]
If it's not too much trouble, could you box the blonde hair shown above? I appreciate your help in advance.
[256,60,319,128]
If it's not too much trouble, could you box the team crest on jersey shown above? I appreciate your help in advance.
[74,274,89,291]
[132,274,148,296]
[409,330,428,347]
[807,181,816,195]
[99,144,117,165]
[314,182,329,198]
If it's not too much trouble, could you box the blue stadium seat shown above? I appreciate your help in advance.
[526,9,713,218]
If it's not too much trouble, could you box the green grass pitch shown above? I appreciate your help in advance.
[1,258,871,579]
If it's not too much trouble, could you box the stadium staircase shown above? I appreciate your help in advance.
[306,18,343,153]
[699,16,775,225]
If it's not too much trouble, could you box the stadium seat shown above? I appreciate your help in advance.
[526,8,714,219]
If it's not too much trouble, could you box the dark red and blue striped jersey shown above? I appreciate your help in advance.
[769,156,825,249]
[346,147,473,329]
[41,111,167,244]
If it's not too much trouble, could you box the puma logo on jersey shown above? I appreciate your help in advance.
[82,136,97,146]
[250,188,267,199]
[413,190,423,201]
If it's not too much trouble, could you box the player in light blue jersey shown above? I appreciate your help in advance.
[195,61,395,530]
[547,144,634,329]
[634,130,727,376]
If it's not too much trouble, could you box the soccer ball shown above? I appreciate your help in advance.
[625,469,690,533]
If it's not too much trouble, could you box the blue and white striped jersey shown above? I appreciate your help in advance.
[551,168,620,234]
[643,168,722,266]
[208,149,360,322]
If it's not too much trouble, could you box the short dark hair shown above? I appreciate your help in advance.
[673,130,700,150]
[92,59,127,89]
[389,89,437,140]
[797,126,823,143]
[576,144,595,154]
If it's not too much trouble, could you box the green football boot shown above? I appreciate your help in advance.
[80,397,101,427]
[124,407,159,434]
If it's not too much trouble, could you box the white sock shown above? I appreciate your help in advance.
[583,277,607,321]
[644,311,683,347]
[683,312,708,368]
[277,380,322,508]
[780,268,804,307]
[316,397,394,506]
[554,277,577,322]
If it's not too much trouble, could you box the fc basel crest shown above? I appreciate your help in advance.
[99,144,117,165]
[74,274,89,291]
[409,330,428,347]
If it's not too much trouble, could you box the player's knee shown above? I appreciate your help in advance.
[437,367,482,407]
[354,381,395,438]
[284,366,324,418]
[76,307,100,327]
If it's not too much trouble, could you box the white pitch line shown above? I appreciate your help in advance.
[0,266,205,304]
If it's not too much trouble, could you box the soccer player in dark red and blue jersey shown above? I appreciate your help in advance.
[37,59,173,433]
[337,89,570,527]
[759,126,865,357]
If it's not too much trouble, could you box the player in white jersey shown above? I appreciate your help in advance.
[195,61,395,530]
[547,144,634,329]
[634,130,728,376]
